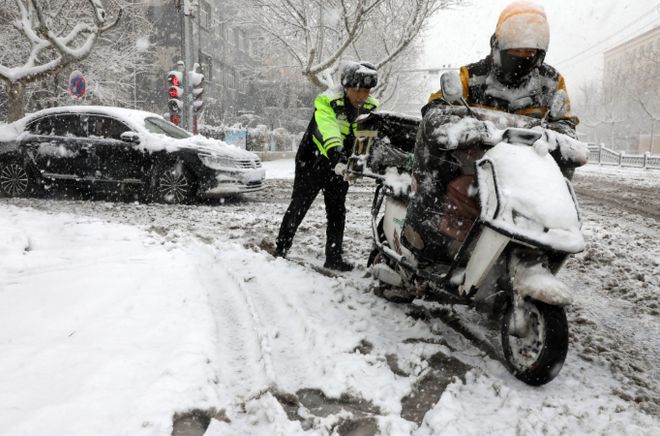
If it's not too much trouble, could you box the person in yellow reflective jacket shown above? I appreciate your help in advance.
[275,61,379,271]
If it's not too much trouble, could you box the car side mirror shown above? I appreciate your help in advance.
[120,131,140,144]
[440,71,463,104]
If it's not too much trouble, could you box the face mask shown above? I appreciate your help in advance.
[498,50,542,84]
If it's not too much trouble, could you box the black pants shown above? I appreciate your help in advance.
[276,159,349,260]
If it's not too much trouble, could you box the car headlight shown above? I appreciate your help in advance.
[198,153,237,170]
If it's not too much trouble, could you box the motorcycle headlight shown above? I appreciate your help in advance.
[198,153,237,170]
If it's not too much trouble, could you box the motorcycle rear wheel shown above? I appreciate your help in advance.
[501,298,568,386]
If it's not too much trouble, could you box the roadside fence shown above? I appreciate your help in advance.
[587,144,660,170]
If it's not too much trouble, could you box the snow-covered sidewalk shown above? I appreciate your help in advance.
[0,206,225,434]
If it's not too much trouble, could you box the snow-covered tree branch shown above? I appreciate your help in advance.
[0,0,122,121]
[244,0,460,91]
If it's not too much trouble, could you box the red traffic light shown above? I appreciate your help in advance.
[170,114,181,126]
[167,72,181,87]
[168,86,181,98]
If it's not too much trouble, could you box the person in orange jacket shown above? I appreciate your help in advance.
[404,1,582,266]
[427,1,578,135]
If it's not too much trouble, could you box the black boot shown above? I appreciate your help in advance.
[324,257,354,271]
[273,245,287,258]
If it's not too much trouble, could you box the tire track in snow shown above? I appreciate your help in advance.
[564,178,660,415]
[575,187,660,221]
[189,243,275,399]
[218,250,352,392]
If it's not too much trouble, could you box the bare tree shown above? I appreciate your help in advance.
[576,40,660,151]
[244,0,459,91]
[0,0,122,121]
[575,61,657,151]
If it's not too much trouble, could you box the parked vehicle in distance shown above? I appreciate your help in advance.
[0,106,265,203]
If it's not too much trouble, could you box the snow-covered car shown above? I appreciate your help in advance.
[0,106,265,203]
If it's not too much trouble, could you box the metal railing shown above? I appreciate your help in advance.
[587,144,660,170]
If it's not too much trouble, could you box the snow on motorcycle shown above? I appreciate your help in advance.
[341,73,589,386]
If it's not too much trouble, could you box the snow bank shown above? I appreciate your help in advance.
[0,206,223,436]
[262,158,295,179]
[416,370,656,436]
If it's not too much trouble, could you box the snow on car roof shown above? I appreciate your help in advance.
[2,105,260,160]
[16,105,164,131]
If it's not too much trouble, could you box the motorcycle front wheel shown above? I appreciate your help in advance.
[501,298,568,386]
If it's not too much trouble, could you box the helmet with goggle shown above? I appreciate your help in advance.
[492,1,549,84]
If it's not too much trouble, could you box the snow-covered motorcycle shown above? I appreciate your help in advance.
[346,75,588,385]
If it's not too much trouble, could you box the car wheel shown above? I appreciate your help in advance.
[151,160,196,204]
[0,159,39,197]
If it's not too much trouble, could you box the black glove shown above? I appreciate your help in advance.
[327,146,347,168]
[546,120,578,139]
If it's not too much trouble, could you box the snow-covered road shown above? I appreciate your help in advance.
[0,162,658,435]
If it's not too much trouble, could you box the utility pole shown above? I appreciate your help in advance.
[132,0,137,109]
[176,0,195,131]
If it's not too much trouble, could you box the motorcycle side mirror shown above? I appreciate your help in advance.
[440,71,463,104]
[120,131,140,144]
[547,90,568,121]
[440,71,478,117]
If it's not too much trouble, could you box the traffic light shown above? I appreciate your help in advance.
[189,63,204,114]
[167,70,183,126]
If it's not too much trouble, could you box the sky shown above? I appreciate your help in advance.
[422,0,660,95]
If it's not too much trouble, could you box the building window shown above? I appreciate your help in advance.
[227,69,236,89]
[239,76,248,94]
[215,64,223,84]
[239,30,247,52]
[199,1,211,30]
[234,27,240,48]
[200,52,213,82]
[217,21,225,39]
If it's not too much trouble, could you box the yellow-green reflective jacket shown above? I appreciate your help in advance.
[297,88,379,163]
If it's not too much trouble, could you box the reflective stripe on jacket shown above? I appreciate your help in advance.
[311,90,379,159]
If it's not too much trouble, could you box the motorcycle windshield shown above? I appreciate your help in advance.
[476,142,585,253]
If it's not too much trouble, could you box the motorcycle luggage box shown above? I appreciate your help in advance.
[356,111,420,152]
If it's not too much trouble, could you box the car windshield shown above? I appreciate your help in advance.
[143,117,192,139]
